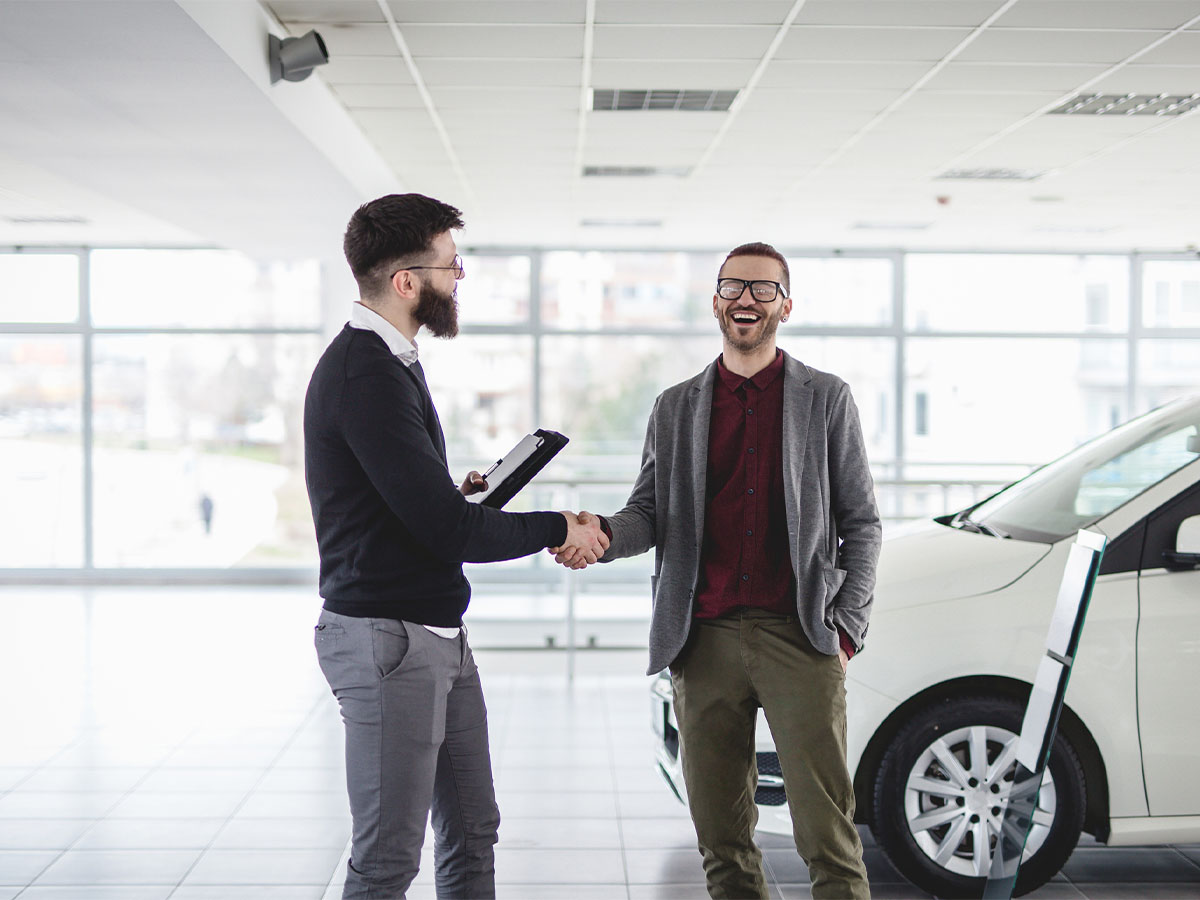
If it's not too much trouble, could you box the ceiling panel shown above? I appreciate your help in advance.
[901,91,1062,116]
[758,60,933,90]
[332,84,423,108]
[956,28,1168,64]
[1132,29,1200,63]
[385,1,587,24]
[588,113,728,135]
[919,62,1109,92]
[735,89,905,115]
[427,86,580,110]
[439,109,578,131]
[268,1,385,23]
[795,1,1005,27]
[592,25,776,59]
[402,24,584,57]
[1088,63,1200,92]
[993,1,1200,29]
[320,56,411,85]
[777,26,973,61]
[589,59,758,85]
[416,59,580,87]
[286,23,397,55]
[595,1,794,26]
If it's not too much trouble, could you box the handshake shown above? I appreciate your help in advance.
[459,471,609,571]
[551,511,609,570]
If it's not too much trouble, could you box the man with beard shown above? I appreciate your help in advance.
[304,193,607,899]
[556,242,880,899]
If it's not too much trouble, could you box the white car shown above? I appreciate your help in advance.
[651,396,1200,897]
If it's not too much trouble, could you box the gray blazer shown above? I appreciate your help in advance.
[603,352,882,676]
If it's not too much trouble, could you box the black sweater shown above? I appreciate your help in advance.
[304,325,567,625]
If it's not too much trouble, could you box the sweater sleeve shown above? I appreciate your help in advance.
[341,371,567,563]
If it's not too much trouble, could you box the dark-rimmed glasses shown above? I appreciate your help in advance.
[394,255,465,280]
[717,278,787,302]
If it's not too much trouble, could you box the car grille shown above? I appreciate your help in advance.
[755,752,787,806]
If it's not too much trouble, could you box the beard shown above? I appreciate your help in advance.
[413,280,459,338]
[718,306,782,353]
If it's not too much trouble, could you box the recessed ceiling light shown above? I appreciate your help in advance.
[580,218,663,228]
[1032,224,1118,234]
[936,168,1045,181]
[582,166,691,177]
[1048,93,1200,116]
[852,222,931,231]
[592,89,738,112]
[4,215,90,225]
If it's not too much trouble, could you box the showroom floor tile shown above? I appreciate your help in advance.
[0,587,1198,899]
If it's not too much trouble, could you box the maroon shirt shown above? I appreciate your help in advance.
[693,351,795,619]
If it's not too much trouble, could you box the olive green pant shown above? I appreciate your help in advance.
[670,612,869,900]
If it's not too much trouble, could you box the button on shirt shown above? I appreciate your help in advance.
[347,302,460,641]
[694,350,795,620]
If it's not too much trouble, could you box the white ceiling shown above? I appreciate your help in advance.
[2,0,1200,256]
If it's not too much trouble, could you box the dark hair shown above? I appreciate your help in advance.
[719,241,790,294]
[343,193,464,299]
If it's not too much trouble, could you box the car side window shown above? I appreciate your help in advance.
[1140,481,1200,572]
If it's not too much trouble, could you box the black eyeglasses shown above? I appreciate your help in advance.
[394,255,465,280]
[717,278,787,302]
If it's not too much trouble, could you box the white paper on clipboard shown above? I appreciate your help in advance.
[464,433,545,504]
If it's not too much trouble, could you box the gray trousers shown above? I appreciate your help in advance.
[315,609,499,900]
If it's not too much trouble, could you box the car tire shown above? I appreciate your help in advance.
[871,695,1086,898]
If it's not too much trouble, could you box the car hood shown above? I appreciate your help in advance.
[873,519,1053,611]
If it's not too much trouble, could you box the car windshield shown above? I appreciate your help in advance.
[964,396,1200,543]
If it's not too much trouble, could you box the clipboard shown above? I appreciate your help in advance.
[465,429,569,509]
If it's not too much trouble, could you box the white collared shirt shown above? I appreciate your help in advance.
[347,302,460,641]
[348,301,419,366]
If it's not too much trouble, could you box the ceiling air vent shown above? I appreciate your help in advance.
[936,168,1045,181]
[1049,93,1200,116]
[592,89,738,111]
[582,165,691,177]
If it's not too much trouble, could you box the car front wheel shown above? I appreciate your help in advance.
[871,695,1086,898]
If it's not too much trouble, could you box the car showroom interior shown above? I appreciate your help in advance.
[2,1,1199,898]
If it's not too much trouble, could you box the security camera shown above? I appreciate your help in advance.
[269,29,329,84]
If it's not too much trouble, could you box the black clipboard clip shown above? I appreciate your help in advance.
[465,429,569,509]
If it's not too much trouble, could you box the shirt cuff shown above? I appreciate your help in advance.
[837,627,856,661]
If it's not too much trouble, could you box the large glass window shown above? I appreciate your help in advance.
[1143,260,1200,329]
[457,254,531,325]
[2,246,1197,576]
[904,337,1128,472]
[0,336,84,566]
[90,334,319,567]
[785,256,893,327]
[90,251,320,328]
[0,253,78,323]
[906,254,1129,333]
[418,335,535,473]
[541,251,723,328]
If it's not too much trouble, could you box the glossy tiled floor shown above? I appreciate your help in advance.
[0,587,1197,899]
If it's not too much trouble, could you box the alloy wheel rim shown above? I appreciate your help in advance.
[903,724,1057,878]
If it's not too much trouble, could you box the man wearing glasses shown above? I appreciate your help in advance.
[556,242,879,899]
[305,193,607,899]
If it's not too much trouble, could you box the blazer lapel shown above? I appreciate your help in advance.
[782,352,814,546]
[690,361,718,547]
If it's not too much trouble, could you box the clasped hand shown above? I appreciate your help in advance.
[550,511,608,570]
